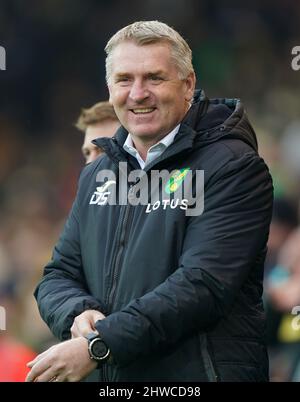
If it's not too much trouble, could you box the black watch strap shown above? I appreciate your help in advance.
[85,332,99,343]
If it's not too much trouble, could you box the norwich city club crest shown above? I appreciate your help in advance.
[165,168,190,194]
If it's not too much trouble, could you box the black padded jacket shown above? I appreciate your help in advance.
[35,90,273,381]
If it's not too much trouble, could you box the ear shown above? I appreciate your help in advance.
[108,85,113,104]
[184,72,196,102]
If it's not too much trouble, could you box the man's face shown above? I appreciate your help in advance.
[108,41,195,142]
[82,119,119,164]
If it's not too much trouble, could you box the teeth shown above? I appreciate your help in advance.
[132,108,154,114]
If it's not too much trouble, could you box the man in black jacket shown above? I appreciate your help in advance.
[26,21,273,382]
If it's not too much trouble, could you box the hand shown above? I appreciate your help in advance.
[26,337,97,382]
[71,309,106,338]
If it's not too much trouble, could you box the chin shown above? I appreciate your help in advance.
[133,131,155,137]
[129,127,157,137]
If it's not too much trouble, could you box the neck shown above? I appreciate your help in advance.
[130,133,166,161]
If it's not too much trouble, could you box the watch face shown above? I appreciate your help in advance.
[91,339,109,360]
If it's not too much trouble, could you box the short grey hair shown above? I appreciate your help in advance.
[105,20,194,85]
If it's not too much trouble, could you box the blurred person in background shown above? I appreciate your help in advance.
[27,21,273,382]
[265,197,299,276]
[75,101,119,164]
[264,197,298,352]
[265,227,300,381]
[0,280,36,381]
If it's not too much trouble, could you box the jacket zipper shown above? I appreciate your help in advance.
[101,198,131,382]
[99,161,134,381]
[104,158,137,309]
[106,200,133,312]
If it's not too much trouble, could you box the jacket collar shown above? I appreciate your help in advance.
[92,87,258,168]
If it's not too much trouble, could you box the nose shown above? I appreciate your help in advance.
[129,79,149,103]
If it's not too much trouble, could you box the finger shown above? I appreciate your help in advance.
[49,375,64,382]
[27,353,47,367]
[75,320,95,337]
[71,322,80,338]
[27,355,45,367]
[91,311,105,321]
[25,357,51,382]
[34,369,61,383]
[91,314,105,329]
[27,348,53,367]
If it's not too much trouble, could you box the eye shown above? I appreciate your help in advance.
[115,76,131,85]
[83,149,90,158]
[148,74,164,84]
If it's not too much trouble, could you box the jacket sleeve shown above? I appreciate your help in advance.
[95,151,273,366]
[35,184,106,341]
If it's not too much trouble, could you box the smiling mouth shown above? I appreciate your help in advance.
[131,108,156,114]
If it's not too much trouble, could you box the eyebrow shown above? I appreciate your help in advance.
[114,70,166,78]
[146,70,165,76]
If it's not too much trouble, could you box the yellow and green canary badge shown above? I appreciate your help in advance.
[165,168,190,194]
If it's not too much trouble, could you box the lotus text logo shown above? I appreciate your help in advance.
[0,306,6,330]
[0,46,6,71]
[291,46,300,71]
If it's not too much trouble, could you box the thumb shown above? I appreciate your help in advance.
[91,311,106,321]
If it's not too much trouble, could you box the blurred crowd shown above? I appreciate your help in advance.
[0,0,300,381]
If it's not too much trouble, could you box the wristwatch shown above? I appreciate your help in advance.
[85,332,111,364]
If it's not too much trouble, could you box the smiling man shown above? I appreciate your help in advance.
[28,21,273,382]
[107,41,194,160]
